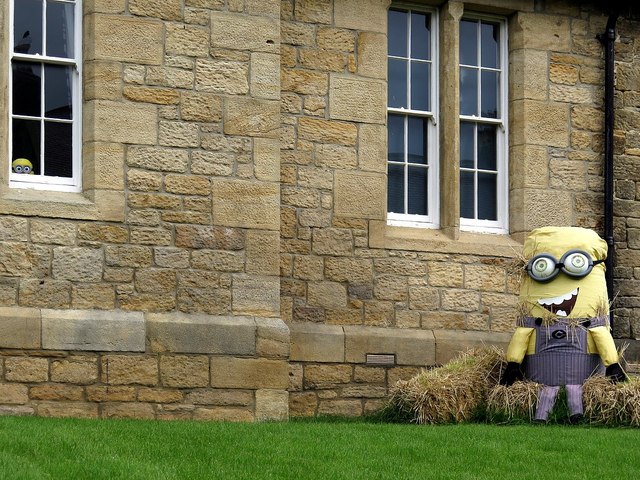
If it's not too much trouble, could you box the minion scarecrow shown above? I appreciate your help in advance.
[501,226,626,422]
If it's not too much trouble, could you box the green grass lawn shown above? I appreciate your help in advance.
[0,416,638,479]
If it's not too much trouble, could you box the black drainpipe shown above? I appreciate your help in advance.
[598,11,619,323]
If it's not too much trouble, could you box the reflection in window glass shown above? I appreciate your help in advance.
[45,64,73,119]
[481,70,498,118]
[481,22,499,68]
[44,122,73,177]
[459,20,477,66]
[12,62,41,117]
[388,164,405,214]
[408,117,427,165]
[410,62,430,111]
[460,122,475,169]
[388,115,404,162]
[388,58,407,108]
[14,0,43,55]
[460,67,478,116]
[408,166,428,215]
[411,12,430,60]
[477,124,497,170]
[47,0,75,58]
[460,171,475,219]
[478,173,497,220]
[388,9,407,57]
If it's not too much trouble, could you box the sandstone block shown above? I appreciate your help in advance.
[211,179,279,230]
[42,309,145,352]
[160,355,209,388]
[31,220,76,245]
[408,286,440,310]
[511,12,571,52]
[428,262,463,288]
[433,330,513,365]
[129,0,182,20]
[510,188,573,232]
[549,159,588,191]
[509,144,548,189]
[85,386,137,402]
[357,32,386,79]
[281,187,321,208]
[5,357,49,383]
[0,243,50,277]
[298,118,357,146]
[281,69,328,96]
[255,389,289,421]
[19,279,71,309]
[358,124,387,173]
[176,225,245,250]
[281,21,315,47]
[374,275,407,301]
[317,27,355,52]
[510,49,548,101]
[36,402,98,419]
[52,247,103,282]
[223,97,279,138]
[289,391,317,417]
[210,12,279,53]
[180,92,223,122]
[29,384,84,401]
[196,59,249,94]
[312,228,353,256]
[0,217,28,241]
[103,403,156,420]
[299,48,346,72]
[334,0,387,33]
[289,322,345,362]
[166,23,209,57]
[253,138,280,182]
[51,358,99,384]
[154,248,190,269]
[137,388,184,404]
[190,250,244,272]
[246,230,280,275]
[102,355,158,386]
[303,364,352,388]
[147,312,256,355]
[441,289,480,313]
[232,274,280,316]
[210,358,288,389]
[511,100,569,148]
[127,169,163,192]
[0,384,28,404]
[186,389,253,406]
[256,317,290,359]
[165,174,210,196]
[329,74,386,124]
[127,146,189,173]
[78,224,128,244]
[86,100,157,145]
[85,0,126,14]
[318,399,362,417]
[335,171,386,219]
[87,14,163,64]
[159,121,200,148]
[308,281,347,310]
[130,227,172,246]
[193,407,253,422]
[105,245,153,267]
[146,66,195,89]
[250,53,280,100]
[572,105,604,132]
[344,326,436,366]
[464,264,507,293]
[0,306,41,349]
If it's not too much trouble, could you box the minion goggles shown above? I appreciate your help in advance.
[525,249,605,283]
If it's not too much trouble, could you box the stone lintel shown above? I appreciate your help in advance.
[289,322,345,362]
[344,326,436,366]
[0,306,41,349]
[146,312,257,355]
[42,309,145,352]
[433,329,513,365]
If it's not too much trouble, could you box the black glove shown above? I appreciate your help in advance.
[500,362,523,386]
[605,362,627,383]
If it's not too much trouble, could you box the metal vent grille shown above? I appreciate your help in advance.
[366,354,396,365]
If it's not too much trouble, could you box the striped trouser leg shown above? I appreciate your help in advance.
[565,384,584,417]
[535,385,560,421]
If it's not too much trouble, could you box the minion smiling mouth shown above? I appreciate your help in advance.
[537,288,579,317]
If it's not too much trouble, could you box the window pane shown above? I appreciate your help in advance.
[481,70,499,118]
[14,0,43,55]
[478,124,497,171]
[460,67,478,116]
[460,171,475,219]
[45,64,73,119]
[411,12,430,60]
[46,0,75,59]
[410,61,430,111]
[459,20,477,66]
[388,114,404,163]
[388,58,407,108]
[408,166,428,215]
[460,122,475,169]
[478,172,497,220]
[12,119,41,175]
[44,121,73,177]
[388,9,407,57]
[12,62,41,117]
[481,22,499,68]
[408,117,427,165]
[388,164,405,214]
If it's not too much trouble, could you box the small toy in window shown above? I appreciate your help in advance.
[12,158,34,175]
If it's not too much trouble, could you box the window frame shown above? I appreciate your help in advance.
[8,0,82,192]
[458,12,509,234]
[386,4,440,229]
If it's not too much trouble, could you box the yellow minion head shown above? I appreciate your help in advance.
[12,158,34,175]
[520,226,608,319]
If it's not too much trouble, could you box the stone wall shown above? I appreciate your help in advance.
[1,0,640,421]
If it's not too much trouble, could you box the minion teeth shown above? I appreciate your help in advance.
[538,287,579,317]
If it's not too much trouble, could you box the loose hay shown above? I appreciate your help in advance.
[388,347,505,424]
[486,381,541,423]
[583,375,640,426]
